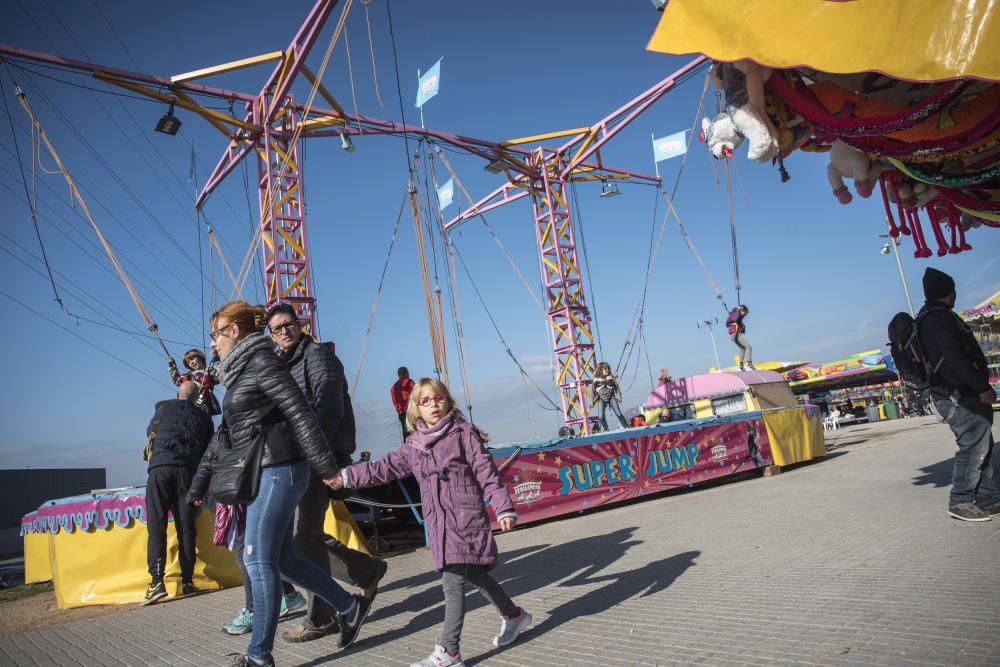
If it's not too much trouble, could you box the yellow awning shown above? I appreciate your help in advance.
[647,0,1000,83]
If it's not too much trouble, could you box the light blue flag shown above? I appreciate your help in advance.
[437,178,454,210]
[652,130,687,162]
[416,59,442,108]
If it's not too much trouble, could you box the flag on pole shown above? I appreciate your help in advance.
[437,178,454,211]
[416,58,442,108]
[652,130,687,162]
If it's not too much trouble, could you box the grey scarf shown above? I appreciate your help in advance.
[217,332,273,387]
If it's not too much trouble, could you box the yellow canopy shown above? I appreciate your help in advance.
[647,0,1000,83]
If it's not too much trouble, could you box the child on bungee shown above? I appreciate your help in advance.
[168,348,222,416]
[328,378,531,667]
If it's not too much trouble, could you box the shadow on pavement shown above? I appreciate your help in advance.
[318,527,659,664]
[913,458,953,488]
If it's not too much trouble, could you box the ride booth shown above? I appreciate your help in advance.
[488,371,824,527]
[21,488,369,609]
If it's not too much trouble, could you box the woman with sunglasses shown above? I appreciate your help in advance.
[327,378,532,667]
[209,301,371,667]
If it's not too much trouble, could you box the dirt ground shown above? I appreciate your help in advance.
[0,591,135,637]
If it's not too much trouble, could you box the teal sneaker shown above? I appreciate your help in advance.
[223,608,253,635]
[279,591,306,618]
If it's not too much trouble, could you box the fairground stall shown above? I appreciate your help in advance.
[783,350,908,423]
[960,292,1000,402]
[21,488,368,609]
[487,371,824,527]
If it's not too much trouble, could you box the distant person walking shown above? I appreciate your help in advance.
[727,305,755,370]
[210,301,370,666]
[265,303,387,644]
[143,381,213,605]
[593,362,628,431]
[328,378,531,667]
[917,268,999,523]
[391,367,415,441]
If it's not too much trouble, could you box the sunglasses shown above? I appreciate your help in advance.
[417,394,448,407]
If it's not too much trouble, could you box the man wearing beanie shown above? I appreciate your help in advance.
[917,267,998,522]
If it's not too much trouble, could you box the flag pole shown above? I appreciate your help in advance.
[418,68,425,129]
[652,133,660,178]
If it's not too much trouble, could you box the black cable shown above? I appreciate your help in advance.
[451,243,562,412]
[1,71,64,312]
[0,287,171,388]
[385,0,414,175]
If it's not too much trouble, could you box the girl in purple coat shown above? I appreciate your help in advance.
[328,378,531,667]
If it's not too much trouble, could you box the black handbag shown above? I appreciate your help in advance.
[209,421,265,505]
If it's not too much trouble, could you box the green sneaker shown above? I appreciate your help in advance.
[224,608,253,635]
[141,581,167,606]
[279,591,306,617]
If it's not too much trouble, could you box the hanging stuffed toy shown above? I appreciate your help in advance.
[700,113,744,159]
[826,140,882,204]
[710,60,780,162]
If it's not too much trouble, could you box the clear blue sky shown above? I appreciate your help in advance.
[1,0,997,487]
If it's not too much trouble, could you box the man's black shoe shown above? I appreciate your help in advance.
[228,653,275,666]
[338,594,371,649]
[181,582,198,596]
[948,502,991,522]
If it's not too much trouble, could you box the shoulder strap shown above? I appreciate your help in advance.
[149,402,169,434]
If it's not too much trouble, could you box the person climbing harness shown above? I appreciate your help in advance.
[727,305,755,371]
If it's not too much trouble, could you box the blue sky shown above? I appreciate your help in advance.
[1,0,997,487]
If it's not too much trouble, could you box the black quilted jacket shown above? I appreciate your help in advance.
[221,347,338,478]
[284,335,357,458]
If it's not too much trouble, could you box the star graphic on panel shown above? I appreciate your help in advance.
[600,494,606,502]
[537,452,546,461]
[643,480,650,489]
[581,500,588,508]
[536,466,543,473]
[591,444,599,451]
[513,475,520,483]
[554,456,562,466]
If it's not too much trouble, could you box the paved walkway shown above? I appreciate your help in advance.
[2,416,998,666]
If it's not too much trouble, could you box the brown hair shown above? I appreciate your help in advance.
[182,348,206,370]
[211,300,267,338]
[595,361,611,377]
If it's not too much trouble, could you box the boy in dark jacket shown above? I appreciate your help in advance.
[917,267,998,522]
[143,381,214,604]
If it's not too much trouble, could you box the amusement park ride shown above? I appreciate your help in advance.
[0,0,704,434]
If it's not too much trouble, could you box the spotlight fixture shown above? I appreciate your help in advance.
[484,157,506,174]
[880,243,891,255]
[154,102,181,135]
[599,180,621,198]
[340,131,355,153]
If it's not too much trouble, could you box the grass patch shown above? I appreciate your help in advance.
[0,581,53,603]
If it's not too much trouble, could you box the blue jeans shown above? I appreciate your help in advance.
[599,398,628,431]
[245,460,354,659]
[935,398,999,507]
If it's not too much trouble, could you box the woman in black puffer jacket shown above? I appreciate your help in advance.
[209,301,371,667]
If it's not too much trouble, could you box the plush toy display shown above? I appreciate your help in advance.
[826,140,882,204]
[703,60,780,162]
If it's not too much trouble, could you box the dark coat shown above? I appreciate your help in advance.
[283,335,356,459]
[346,414,515,570]
[917,301,991,399]
[146,399,213,471]
[221,347,338,478]
[186,431,219,505]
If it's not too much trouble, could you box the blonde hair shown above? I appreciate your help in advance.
[405,378,490,442]
[210,300,267,338]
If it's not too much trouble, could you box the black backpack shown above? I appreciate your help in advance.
[887,311,941,390]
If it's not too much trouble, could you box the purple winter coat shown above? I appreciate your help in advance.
[345,413,515,570]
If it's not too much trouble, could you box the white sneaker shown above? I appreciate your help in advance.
[493,608,532,647]
[410,645,465,667]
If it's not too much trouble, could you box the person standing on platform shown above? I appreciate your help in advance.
[594,362,628,431]
[917,268,999,523]
[265,303,388,644]
[391,366,415,441]
[727,305,755,371]
[143,381,214,605]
